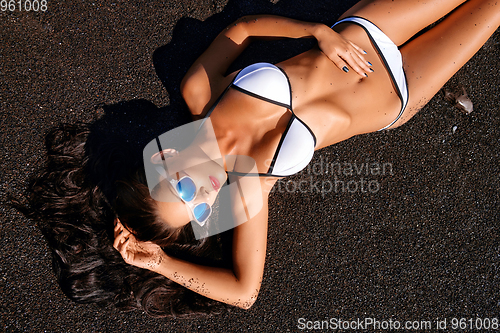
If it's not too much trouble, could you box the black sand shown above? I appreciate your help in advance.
[1,0,499,332]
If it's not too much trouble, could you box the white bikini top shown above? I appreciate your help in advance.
[204,62,316,177]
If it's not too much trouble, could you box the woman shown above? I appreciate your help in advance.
[21,0,499,317]
[114,0,499,308]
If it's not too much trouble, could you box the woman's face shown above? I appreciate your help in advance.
[152,149,227,229]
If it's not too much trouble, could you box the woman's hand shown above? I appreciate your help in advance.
[313,23,373,77]
[113,219,165,271]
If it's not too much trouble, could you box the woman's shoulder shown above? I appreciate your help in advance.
[180,20,250,118]
[181,70,237,118]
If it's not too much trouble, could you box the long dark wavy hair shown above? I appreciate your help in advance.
[14,118,231,318]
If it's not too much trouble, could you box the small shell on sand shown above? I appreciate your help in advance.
[442,85,473,114]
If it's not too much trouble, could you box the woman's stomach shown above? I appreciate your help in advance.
[277,23,402,145]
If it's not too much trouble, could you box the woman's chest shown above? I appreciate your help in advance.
[212,89,315,176]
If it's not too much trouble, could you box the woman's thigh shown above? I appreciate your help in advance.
[388,0,500,128]
[339,0,466,46]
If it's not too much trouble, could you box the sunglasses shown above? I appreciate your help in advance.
[168,174,212,227]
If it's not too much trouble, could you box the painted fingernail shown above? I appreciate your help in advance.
[342,66,349,73]
[364,73,368,77]
[368,62,372,66]
[370,68,374,72]
[363,50,367,54]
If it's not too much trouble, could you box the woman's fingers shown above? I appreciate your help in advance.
[114,220,130,238]
[113,230,127,251]
[326,45,371,77]
[349,42,372,69]
[114,224,121,239]
[315,28,373,77]
[349,40,364,54]
[113,228,123,250]
[113,221,132,258]
[329,54,350,74]
[112,222,160,269]
[120,237,131,262]
[340,45,372,77]
[113,231,132,262]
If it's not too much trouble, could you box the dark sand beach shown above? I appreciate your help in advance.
[1,0,499,331]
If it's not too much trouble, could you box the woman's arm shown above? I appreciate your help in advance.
[113,177,274,309]
[155,198,268,309]
[181,15,372,117]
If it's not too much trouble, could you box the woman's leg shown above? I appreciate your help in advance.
[339,0,467,46]
[389,0,500,128]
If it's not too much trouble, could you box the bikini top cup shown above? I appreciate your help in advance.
[204,63,317,177]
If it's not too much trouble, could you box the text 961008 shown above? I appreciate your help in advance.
[1,0,47,12]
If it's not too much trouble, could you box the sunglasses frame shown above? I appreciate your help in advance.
[167,174,212,227]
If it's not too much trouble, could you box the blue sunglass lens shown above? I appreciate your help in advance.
[176,178,196,202]
[193,203,211,222]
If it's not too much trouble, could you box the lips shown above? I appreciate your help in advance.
[209,176,220,191]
